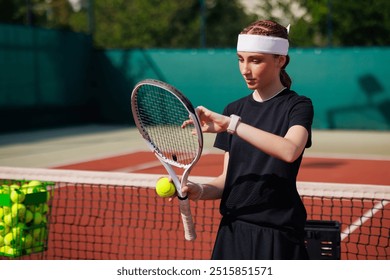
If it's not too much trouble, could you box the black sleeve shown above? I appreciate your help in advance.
[289,96,314,148]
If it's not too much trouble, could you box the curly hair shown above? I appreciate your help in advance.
[240,20,291,89]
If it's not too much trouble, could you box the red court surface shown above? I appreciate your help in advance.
[1,148,388,260]
[53,151,390,186]
[48,151,390,260]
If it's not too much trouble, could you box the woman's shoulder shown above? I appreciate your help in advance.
[224,94,252,114]
[280,89,313,109]
[284,89,312,102]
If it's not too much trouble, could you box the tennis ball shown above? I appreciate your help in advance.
[9,184,20,190]
[23,186,38,194]
[33,204,42,213]
[21,183,34,194]
[12,223,25,239]
[3,214,16,227]
[41,203,49,214]
[21,183,30,192]
[32,228,41,239]
[1,185,10,194]
[5,246,17,256]
[24,209,33,224]
[11,203,26,219]
[155,178,176,198]
[3,206,10,215]
[33,212,43,225]
[10,189,25,203]
[0,221,10,236]
[22,233,33,249]
[34,228,47,243]
[4,232,15,246]
[28,180,42,188]
[2,245,12,255]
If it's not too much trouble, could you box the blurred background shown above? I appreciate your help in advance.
[1,0,390,132]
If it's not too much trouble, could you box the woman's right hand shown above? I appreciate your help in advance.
[195,106,230,134]
[181,180,204,201]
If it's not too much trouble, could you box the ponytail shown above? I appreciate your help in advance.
[280,55,292,89]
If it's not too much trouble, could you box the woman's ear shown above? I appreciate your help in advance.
[278,55,287,68]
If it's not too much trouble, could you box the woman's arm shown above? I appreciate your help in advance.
[195,105,309,163]
[183,152,229,201]
[235,123,308,163]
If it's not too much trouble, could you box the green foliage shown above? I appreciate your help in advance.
[205,1,257,47]
[92,0,256,49]
[330,0,390,46]
[1,0,390,48]
[93,0,200,48]
[0,0,27,24]
[296,0,390,46]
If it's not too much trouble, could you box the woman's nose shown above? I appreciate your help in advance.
[241,64,250,75]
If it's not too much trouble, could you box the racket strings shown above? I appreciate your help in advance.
[135,85,200,167]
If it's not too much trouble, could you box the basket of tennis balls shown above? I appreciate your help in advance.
[0,180,53,258]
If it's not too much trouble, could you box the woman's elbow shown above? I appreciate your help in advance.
[280,146,302,163]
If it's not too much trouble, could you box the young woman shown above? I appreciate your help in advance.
[182,20,314,259]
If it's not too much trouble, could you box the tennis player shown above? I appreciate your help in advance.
[183,20,314,259]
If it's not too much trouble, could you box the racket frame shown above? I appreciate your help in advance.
[131,79,203,241]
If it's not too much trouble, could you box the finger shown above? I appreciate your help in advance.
[181,119,194,128]
[181,185,189,194]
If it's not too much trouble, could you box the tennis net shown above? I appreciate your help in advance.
[0,166,388,260]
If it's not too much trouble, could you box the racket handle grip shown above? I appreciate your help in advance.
[179,199,197,241]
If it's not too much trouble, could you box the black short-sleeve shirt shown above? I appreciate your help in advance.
[214,89,314,232]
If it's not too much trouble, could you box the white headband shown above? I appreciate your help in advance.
[237,34,289,55]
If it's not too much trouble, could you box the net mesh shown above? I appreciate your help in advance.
[0,167,389,260]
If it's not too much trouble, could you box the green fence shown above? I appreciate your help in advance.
[1,24,390,131]
[0,24,95,131]
[94,48,390,130]
[290,48,390,130]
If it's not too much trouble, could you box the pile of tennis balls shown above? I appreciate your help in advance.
[0,180,51,257]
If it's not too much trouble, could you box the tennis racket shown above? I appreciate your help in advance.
[131,79,203,241]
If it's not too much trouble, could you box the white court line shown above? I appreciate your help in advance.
[341,200,389,241]
[114,160,162,173]
[304,152,390,161]
[46,148,146,169]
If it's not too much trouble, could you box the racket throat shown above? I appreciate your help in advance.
[178,194,188,200]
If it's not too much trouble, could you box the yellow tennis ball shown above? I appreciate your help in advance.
[155,178,176,198]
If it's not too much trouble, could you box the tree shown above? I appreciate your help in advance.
[92,0,200,48]
[91,0,257,49]
[0,0,256,48]
[329,0,390,46]
[202,0,257,48]
[2,0,390,48]
[247,0,390,47]
[295,0,390,47]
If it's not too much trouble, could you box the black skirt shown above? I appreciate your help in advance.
[211,219,309,260]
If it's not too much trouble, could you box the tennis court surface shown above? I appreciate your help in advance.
[0,125,389,260]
